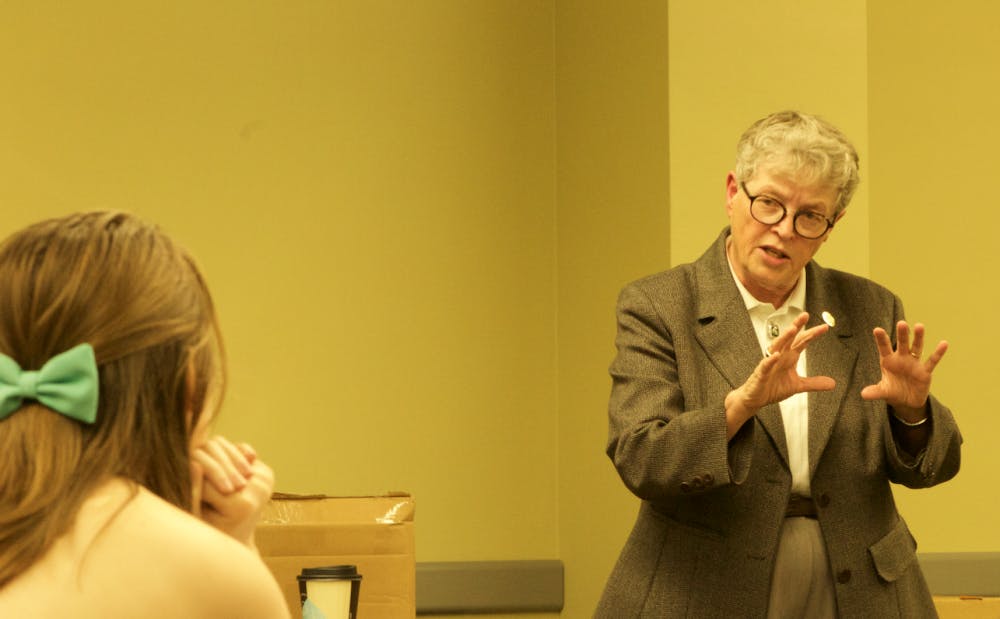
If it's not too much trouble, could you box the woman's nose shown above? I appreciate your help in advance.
[772,213,796,238]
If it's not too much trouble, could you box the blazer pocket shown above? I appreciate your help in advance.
[868,517,918,582]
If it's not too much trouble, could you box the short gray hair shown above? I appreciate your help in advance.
[735,111,860,213]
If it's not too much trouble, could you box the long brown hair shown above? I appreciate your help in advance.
[0,211,225,587]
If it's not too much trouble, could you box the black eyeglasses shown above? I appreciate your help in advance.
[740,182,835,240]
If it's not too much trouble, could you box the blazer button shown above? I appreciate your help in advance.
[680,482,691,493]
[817,493,831,508]
[703,473,714,485]
[837,569,851,584]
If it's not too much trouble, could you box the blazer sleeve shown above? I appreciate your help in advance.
[606,282,754,503]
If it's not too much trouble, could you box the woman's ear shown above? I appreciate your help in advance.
[725,172,739,217]
[823,209,847,243]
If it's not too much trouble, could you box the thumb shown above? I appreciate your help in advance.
[860,384,883,401]
[800,376,836,393]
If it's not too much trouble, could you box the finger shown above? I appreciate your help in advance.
[767,328,795,355]
[237,442,258,464]
[239,462,276,516]
[799,375,836,392]
[768,313,810,355]
[192,448,237,493]
[214,436,253,477]
[202,461,274,515]
[755,352,781,374]
[202,439,249,487]
[249,459,275,492]
[229,460,274,507]
[199,475,235,506]
[791,323,829,352]
[198,460,274,547]
[924,340,949,373]
[198,477,238,522]
[895,321,912,356]
[909,323,926,358]
[871,327,894,358]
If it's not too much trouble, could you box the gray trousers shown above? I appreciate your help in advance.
[766,517,837,619]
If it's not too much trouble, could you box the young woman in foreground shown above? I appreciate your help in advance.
[0,212,289,618]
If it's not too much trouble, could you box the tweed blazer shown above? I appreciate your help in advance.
[596,229,962,618]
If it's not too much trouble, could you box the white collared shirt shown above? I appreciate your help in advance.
[727,262,812,497]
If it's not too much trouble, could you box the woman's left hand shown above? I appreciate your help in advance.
[190,436,274,549]
[860,320,948,421]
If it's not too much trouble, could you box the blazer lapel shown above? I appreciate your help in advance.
[692,230,790,466]
[804,262,858,479]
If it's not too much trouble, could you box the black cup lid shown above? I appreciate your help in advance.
[298,565,361,580]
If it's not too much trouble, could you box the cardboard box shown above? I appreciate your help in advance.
[256,493,415,619]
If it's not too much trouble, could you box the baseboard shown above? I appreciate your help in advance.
[411,553,1000,615]
[920,552,1000,596]
[416,560,563,614]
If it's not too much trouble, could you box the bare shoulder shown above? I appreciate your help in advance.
[100,486,291,618]
[0,480,290,618]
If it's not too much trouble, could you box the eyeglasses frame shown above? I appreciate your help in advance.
[739,181,835,240]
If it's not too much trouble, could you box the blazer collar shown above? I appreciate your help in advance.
[693,229,791,463]
[692,228,762,387]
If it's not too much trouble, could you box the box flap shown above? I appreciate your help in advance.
[261,493,415,525]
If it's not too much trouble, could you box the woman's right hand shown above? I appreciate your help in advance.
[190,436,274,549]
[725,312,835,438]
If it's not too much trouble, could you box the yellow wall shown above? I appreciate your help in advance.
[868,0,1000,551]
[668,0,870,276]
[555,2,670,617]
[0,0,560,584]
[1,2,996,617]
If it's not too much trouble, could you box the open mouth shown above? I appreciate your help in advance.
[760,246,789,260]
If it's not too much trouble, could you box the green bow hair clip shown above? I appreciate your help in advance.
[0,343,99,424]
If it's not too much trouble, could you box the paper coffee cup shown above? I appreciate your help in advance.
[297,565,362,619]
